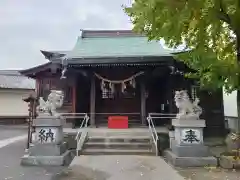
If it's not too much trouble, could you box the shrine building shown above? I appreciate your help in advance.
[20,30,225,136]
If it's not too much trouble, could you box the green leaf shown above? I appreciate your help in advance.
[124,0,240,93]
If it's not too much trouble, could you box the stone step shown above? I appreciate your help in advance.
[81,148,155,155]
[87,136,152,143]
[88,131,151,137]
[97,119,141,123]
[96,118,142,126]
[96,123,143,128]
[95,115,140,119]
[84,141,151,149]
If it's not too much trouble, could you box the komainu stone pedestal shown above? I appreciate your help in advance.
[165,119,217,167]
[21,116,74,166]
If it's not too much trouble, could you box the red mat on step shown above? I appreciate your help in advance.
[108,116,128,129]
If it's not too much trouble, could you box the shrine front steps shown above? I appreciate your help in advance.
[81,148,154,156]
[95,114,142,127]
[96,119,142,127]
[80,135,155,156]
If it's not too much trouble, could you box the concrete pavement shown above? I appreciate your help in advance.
[59,155,185,180]
[0,137,64,180]
[0,126,64,180]
[1,126,235,180]
[0,127,182,180]
[0,134,27,149]
[0,126,26,140]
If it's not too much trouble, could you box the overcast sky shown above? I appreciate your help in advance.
[0,0,132,70]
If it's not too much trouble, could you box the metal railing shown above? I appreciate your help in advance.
[147,113,177,156]
[60,113,90,156]
[76,113,89,156]
[148,113,177,119]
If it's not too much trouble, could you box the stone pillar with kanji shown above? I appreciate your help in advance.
[21,90,73,166]
[164,90,217,167]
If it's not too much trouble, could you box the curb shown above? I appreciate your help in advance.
[0,125,28,129]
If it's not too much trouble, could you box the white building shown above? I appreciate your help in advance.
[223,90,237,117]
[0,70,35,124]
[223,89,238,131]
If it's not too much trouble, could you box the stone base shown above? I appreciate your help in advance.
[20,150,74,166]
[33,116,65,145]
[164,150,217,167]
[29,142,68,156]
[172,119,206,127]
[171,143,210,157]
[33,116,65,126]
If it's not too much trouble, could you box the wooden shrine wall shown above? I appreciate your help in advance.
[173,75,225,137]
[32,65,225,135]
[36,75,76,114]
[199,89,225,136]
[146,73,225,137]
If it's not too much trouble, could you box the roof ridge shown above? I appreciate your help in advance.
[0,72,35,90]
[80,29,132,32]
[80,29,145,38]
[81,35,147,39]
[0,70,21,76]
[0,69,20,71]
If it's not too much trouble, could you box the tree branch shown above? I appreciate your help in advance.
[218,1,231,25]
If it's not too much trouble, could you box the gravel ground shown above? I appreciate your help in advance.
[176,167,240,180]
[174,144,240,180]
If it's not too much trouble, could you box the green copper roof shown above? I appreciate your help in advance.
[66,35,174,59]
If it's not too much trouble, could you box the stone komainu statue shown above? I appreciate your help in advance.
[174,90,202,119]
[36,90,64,117]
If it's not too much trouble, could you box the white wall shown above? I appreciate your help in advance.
[223,89,238,117]
[0,89,33,117]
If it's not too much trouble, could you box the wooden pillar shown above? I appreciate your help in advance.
[168,75,174,114]
[90,75,96,126]
[140,81,146,125]
[35,79,40,96]
[72,81,76,113]
[71,79,77,128]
